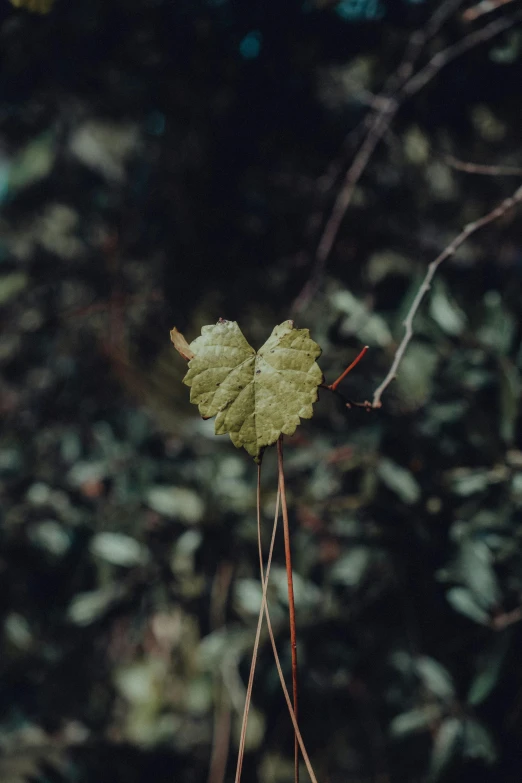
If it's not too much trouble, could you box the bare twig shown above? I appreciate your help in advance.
[442,154,522,176]
[291,5,522,315]
[327,345,369,392]
[292,100,397,315]
[371,183,522,408]
[401,10,522,98]
[463,0,517,23]
[491,605,522,630]
[388,0,465,87]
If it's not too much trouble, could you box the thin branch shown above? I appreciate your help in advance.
[389,0,465,87]
[277,437,300,783]
[371,183,522,408]
[442,154,522,176]
[401,10,522,98]
[491,605,522,630]
[292,99,397,315]
[463,0,517,22]
[327,345,369,392]
[291,4,521,315]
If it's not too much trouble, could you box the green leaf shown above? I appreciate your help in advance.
[462,719,497,764]
[67,585,124,625]
[467,633,510,706]
[446,587,490,625]
[329,547,371,586]
[377,457,421,504]
[429,718,462,781]
[146,485,205,523]
[499,358,519,444]
[89,532,149,567]
[389,705,442,737]
[0,273,28,305]
[430,281,466,336]
[459,540,500,609]
[182,320,323,461]
[416,657,455,701]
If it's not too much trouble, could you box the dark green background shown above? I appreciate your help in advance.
[1,1,522,781]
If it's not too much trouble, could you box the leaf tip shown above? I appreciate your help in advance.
[170,327,195,361]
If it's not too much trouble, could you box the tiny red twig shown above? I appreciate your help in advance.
[327,345,369,392]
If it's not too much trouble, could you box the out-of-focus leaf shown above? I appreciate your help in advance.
[394,342,438,407]
[235,578,263,616]
[146,485,205,523]
[476,290,515,354]
[171,529,202,575]
[498,359,519,444]
[416,657,455,700]
[490,29,521,63]
[186,675,213,715]
[233,705,265,751]
[198,627,251,670]
[331,289,392,347]
[90,532,149,567]
[459,540,500,609]
[6,132,55,194]
[389,705,441,737]
[9,0,56,13]
[377,458,421,504]
[450,471,489,497]
[366,250,411,285]
[29,520,70,556]
[69,120,140,182]
[429,718,462,781]
[462,719,497,764]
[271,566,321,610]
[404,126,430,165]
[114,659,166,706]
[4,613,33,650]
[446,587,490,625]
[329,547,371,586]
[68,461,107,487]
[430,281,466,336]
[67,586,124,625]
[468,633,510,706]
[0,273,28,305]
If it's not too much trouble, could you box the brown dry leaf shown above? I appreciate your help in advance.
[170,327,195,361]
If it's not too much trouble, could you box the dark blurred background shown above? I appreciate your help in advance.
[1,0,522,781]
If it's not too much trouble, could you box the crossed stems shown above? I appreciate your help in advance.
[320,345,374,411]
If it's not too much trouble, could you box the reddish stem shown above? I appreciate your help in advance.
[277,436,299,783]
[328,345,369,391]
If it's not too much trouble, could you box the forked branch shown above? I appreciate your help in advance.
[371,183,522,408]
[292,3,522,315]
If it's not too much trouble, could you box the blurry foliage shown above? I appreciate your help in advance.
[1,0,522,782]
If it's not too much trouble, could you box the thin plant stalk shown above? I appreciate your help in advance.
[328,345,369,392]
[256,463,320,783]
[277,436,299,783]
[234,482,281,783]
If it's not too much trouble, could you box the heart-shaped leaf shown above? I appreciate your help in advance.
[176,319,323,461]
